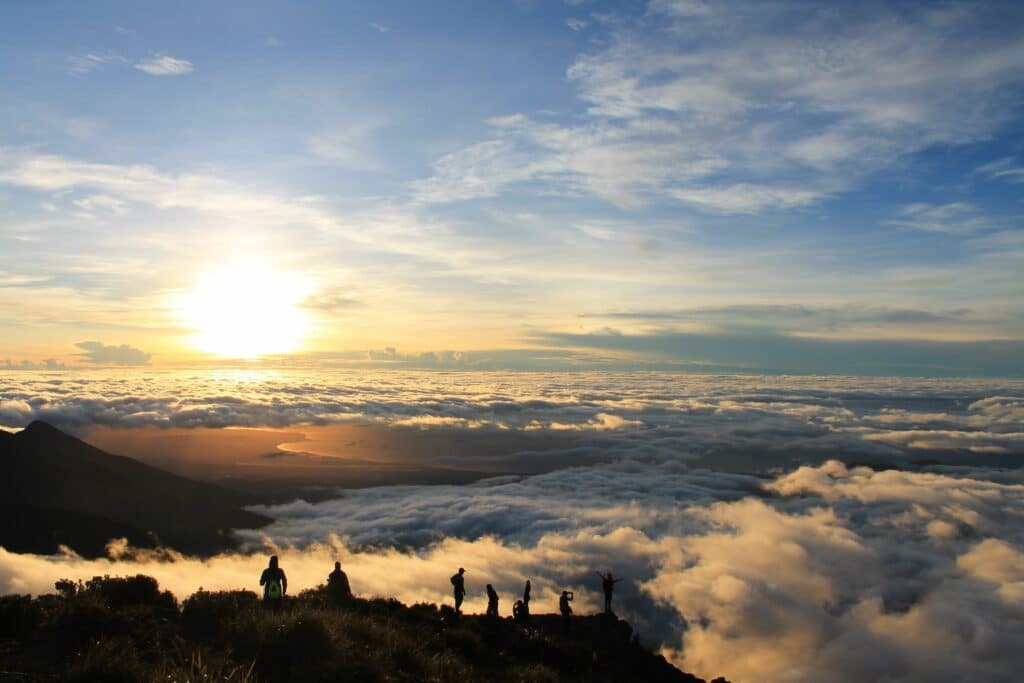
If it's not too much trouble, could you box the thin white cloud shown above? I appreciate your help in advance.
[368,22,391,33]
[977,157,1024,184]
[134,55,194,76]
[68,52,123,75]
[71,194,128,215]
[565,17,589,31]
[887,202,996,234]
[669,184,824,214]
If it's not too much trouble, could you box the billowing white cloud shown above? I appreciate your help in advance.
[73,341,151,366]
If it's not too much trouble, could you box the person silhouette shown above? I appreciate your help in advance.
[513,599,527,623]
[486,583,499,617]
[327,561,352,604]
[450,567,466,613]
[522,579,531,615]
[559,590,574,634]
[260,555,287,608]
[597,571,624,614]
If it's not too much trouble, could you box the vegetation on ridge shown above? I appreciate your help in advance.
[0,574,729,683]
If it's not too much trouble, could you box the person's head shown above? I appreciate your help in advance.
[487,583,493,590]
[458,567,465,575]
[562,590,568,597]
[335,561,341,570]
[269,555,278,569]
[526,580,531,587]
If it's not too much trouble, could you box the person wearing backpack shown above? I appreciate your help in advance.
[450,567,466,613]
[260,555,288,607]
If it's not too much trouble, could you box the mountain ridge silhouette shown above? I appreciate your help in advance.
[0,420,271,557]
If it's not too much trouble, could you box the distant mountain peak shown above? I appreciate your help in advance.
[1,418,271,557]
[20,420,67,436]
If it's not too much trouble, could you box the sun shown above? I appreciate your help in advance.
[183,260,310,357]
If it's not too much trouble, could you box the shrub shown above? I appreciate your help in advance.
[84,574,177,610]
[181,589,258,643]
[0,594,41,639]
[226,612,334,682]
[65,635,144,683]
[155,648,257,683]
[42,593,120,655]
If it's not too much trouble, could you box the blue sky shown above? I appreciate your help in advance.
[1,0,1023,374]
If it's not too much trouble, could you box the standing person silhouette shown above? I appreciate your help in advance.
[260,555,287,608]
[522,579,531,615]
[450,567,467,613]
[559,590,573,634]
[597,571,624,614]
[327,561,352,604]
[486,583,499,617]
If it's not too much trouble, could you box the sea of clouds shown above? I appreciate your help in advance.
[1,369,1023,682]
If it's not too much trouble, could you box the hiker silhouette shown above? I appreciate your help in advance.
[327,561,352,604]
[559,590,573,633]
[260,555,287,606]
[513,599,529,623]
[486,583,499,617]
[598,571,624,614]
[523,579,531,614]
[450,567,466,612]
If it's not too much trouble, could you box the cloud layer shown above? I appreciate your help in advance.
[2,460,1022,682]
[1,371,1021,470]
[1,370,1021,680]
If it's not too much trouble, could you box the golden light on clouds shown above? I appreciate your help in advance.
[182,260,310,357]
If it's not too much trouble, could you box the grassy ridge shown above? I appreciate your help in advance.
[0,575,727,682]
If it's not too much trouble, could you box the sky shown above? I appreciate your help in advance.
[2,0,1024,375]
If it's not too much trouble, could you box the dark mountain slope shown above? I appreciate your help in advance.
[0,421,271,556]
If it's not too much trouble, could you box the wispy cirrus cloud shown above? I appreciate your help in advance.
[134,55,194,76]
[68,52,124,75]
[887,202,998,235]
[977,157,1024,184]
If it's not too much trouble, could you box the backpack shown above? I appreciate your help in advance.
[265,579,282,599]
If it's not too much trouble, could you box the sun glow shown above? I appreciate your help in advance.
[183,261,310,357]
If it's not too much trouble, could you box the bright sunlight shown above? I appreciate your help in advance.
[182,261,309,357]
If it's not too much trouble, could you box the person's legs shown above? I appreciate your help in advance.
[455,591,463,612]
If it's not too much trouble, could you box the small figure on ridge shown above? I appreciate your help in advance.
[597,570,624,614]
[260,555,287,608]
[522,579,531,615]
[513,599,528,623]
[451,567,467,613]
[559,589,573,634]
[327,560,352,604]
[486,583,500,617]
